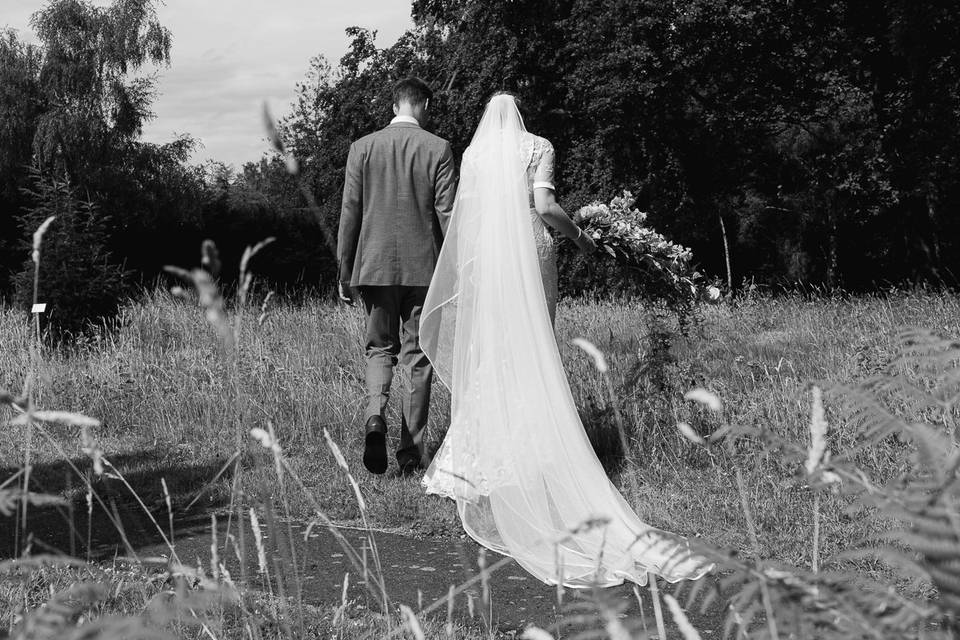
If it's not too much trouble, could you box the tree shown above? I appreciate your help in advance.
[3,0,958,297]
[2,0,206,318]
[0,30,44,290]
[29,0,172,184]
[849,1,960,282]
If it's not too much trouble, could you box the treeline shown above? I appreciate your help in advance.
[0,0,332,333]
[2,0,960,332]
[262,0,960,291]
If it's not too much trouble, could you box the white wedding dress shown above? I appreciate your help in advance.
[420,95,710,587]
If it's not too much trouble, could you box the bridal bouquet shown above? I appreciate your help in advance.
[576,191,693,266]
[571,191,710,315]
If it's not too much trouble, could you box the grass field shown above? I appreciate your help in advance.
[2,288,959,637]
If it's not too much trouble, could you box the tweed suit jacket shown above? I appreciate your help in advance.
[338,120,457,288]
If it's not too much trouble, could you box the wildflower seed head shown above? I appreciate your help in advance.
[324,428,350,471]
[250,427,281,454]
[201,240,221,277]
[284,153,300,175]
[239,237,276,280]
[684,388,722,413]
[678,422,706,445]
[399,605,426,640]
[572,338,608,373]
[32,216,56,264]
[262,102,285,153]
[805,386,829,476]
[663,594,703,640]
[249,508,268,574]
[522,627,557,640]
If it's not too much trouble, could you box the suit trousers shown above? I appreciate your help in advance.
[359,285,433,462]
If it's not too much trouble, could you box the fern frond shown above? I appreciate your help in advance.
[925,563,960,599]
[62,616,172,640]
[867,531,960,561]
[13,582,112,640]
[0,490,69,517]
[838,547,930,582]
[901,423,955,471]
[0,555,90,574]
[828,383,907,449]
[874,509,958,540]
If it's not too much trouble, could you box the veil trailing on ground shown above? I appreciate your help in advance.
[420,95,710,587]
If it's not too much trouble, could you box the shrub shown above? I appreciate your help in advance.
[13,173,130,338]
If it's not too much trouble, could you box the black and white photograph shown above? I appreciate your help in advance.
[2,1,960,638]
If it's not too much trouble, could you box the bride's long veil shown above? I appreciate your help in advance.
[420,95,710,586]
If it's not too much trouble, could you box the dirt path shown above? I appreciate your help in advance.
[2,498,725,637]
[141,515,726,637]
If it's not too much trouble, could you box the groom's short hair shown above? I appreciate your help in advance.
[393,77,433,107]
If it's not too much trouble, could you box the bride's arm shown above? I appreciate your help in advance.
[534,188,596,253]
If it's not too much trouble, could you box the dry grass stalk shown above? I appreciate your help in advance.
[249,507,268,577]
[446,584,455,639]
[333,572,350,627]
[664,594,702,640]
[648,572,668,640]
[632,585,650,637]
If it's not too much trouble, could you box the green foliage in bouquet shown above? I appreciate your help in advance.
[559,191,709,323]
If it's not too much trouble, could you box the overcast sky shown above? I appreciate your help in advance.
[1,0,413,167]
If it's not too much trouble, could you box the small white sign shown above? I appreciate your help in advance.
[31,303,47,314]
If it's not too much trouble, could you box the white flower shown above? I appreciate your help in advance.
[250,427,281,454]
[577,203,608,222]
[821,470,842,485]
[685,388,723,412]
[677,422,705,445]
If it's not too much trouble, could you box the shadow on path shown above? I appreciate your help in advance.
[0,449,234,560]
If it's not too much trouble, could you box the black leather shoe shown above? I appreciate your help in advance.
[394,457,425,478]
[363,416,388,475]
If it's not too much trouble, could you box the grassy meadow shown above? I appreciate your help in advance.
[2,287,959,637]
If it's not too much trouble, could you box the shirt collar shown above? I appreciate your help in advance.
[390,115,420,126]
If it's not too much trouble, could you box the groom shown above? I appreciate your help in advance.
[337,77,457,476]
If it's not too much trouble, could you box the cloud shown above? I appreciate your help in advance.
[139,0,413,166]
[1,0,413,167]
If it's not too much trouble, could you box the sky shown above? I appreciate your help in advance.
[0,0,413,167]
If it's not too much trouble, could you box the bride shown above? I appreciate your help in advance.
[420,93,710,587]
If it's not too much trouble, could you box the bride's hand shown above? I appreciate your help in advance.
[575,229,597,254]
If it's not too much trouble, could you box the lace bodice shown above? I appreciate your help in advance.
[520,133,556,205]
[521,133,558,321]
[521,132,555,241]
